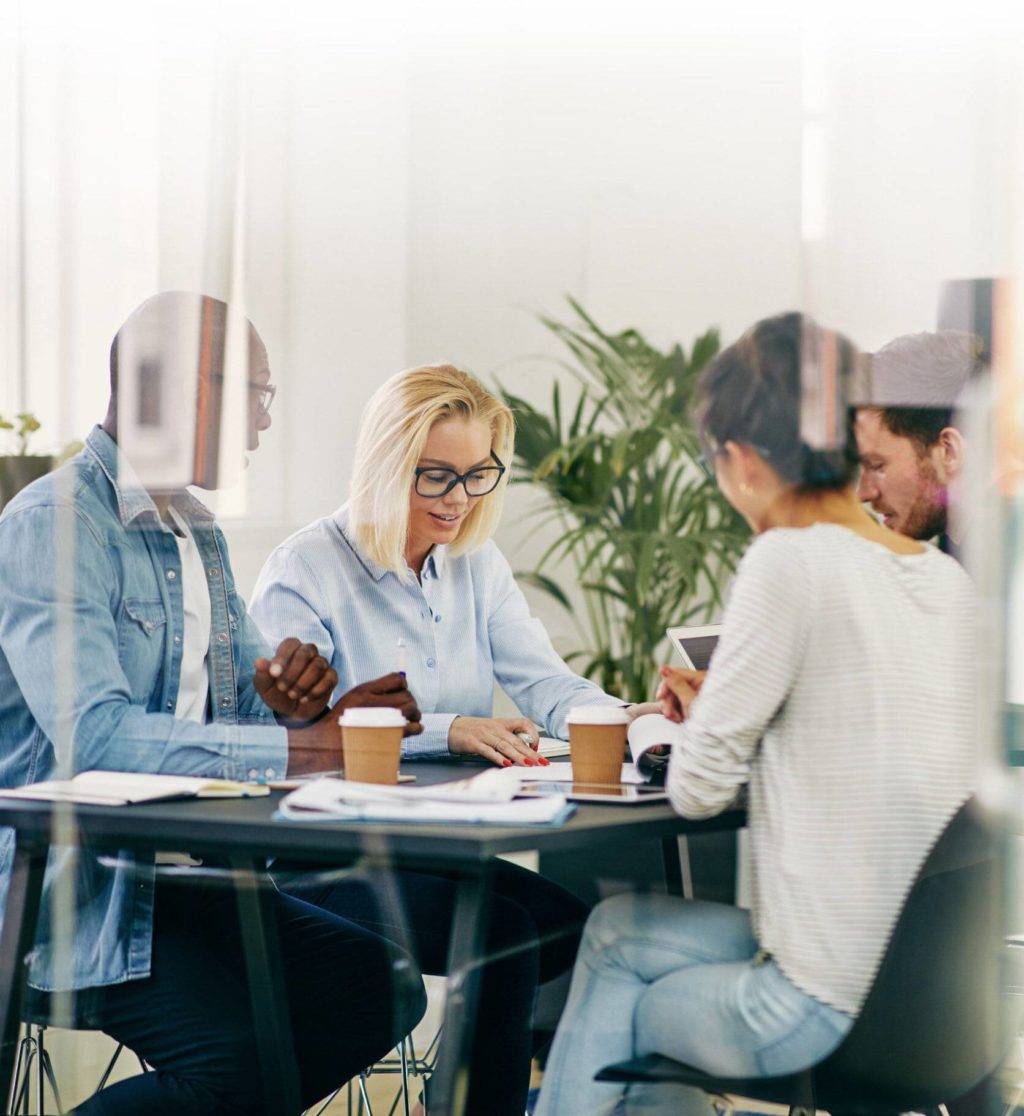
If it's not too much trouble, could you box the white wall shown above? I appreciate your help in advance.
[4,7,1022,645]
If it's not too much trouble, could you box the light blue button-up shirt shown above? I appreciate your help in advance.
[249,505,620,756]
[0,427,286,991]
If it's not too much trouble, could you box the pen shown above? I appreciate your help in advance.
[396,637,406,676]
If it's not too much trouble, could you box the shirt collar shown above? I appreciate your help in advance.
[333,503,448,582]
[85,425,215,529]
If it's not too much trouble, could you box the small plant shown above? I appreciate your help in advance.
[0,413,42,456]
[498,298,750,703]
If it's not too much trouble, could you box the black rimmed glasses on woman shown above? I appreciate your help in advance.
[414,453,506,498]
[697,440,773,483]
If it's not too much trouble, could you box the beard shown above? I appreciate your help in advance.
[900,491,948,541]
[897,456,949,541]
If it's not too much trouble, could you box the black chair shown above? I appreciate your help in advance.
[597,798,1008,1115]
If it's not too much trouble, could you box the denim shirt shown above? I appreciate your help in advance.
[250,505,621,756]
[0,427,287,992]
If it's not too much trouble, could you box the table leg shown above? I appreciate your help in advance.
[661,835,693,899]
[231,855,303,1114]
[428,866,492,1116]
[0,838,47,1111]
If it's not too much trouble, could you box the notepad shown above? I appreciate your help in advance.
[0,771,270,807]
[537,736,571,759]
[278,769,572,826]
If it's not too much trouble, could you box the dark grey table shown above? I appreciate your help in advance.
[0,759,745,1115]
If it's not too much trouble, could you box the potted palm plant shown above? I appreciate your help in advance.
[498,299,750,703]
[0,413,54,512]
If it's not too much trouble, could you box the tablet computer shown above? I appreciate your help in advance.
[666,624,722,670]
[517,781,668,805]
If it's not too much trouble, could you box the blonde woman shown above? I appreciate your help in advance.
[252,362,625,763]
[251,364,626,1115]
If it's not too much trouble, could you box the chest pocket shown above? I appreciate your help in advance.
[117,598,168,705]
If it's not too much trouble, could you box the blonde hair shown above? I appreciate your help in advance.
[349,363,515,575]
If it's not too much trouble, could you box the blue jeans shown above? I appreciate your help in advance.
[536,893,852,1116]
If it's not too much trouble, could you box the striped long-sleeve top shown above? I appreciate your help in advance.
[663,523,975,1015]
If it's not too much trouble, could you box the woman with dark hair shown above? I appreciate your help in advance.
[535,313,975,1116]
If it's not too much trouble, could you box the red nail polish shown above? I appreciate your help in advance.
[502,759,513,767]
[539,757,550,766]
[524,759,535,766]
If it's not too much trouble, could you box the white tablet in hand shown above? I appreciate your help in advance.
[666,624,722,671]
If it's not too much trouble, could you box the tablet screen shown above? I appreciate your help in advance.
[666,625,722,670]
[518,782,668,804]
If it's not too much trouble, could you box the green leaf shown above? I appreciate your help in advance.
[511,297,750,698]
[516,570,573,612]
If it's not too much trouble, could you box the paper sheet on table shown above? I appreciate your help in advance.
[626,714,684,765]
[523,761,645,785]
[277,768,573,826]
[536,736,570,759]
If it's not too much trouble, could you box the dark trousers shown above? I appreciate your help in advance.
[62,880,426,1115]
[283,860,589,1116]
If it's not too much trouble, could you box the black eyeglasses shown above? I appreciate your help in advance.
[251,382,276,417]
[209,373,276,417]
[696,446,725,482]
[696,441,773,482]
[414,452,506,499]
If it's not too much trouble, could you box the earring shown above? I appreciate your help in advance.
[740,481,754,497]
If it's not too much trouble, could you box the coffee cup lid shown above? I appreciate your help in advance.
[338,707,407,728]
[566,705,630,726]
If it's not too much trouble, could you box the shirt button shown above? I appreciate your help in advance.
[144,620,155,631]
[265,768,275,779]
[208,567,220,578]
[220,697,231,708]
[217,632,229,644]
[165,700,173,710]
[248,768,259,780]
[165,569,177,581]
[174,635,182,645]
[426,658,436,669]
[434,615,441,624]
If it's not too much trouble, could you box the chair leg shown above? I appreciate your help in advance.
[38,1050,62,1116]
[13,1039,34,1115]
[399,1039,411,1116]
[92,1043,124,1095]
[358,1073,375,1115]
[34,1031,43,1116]
[8,1028,28,1116]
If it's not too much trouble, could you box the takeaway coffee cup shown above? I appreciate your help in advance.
[566,706,630,785]
[339,707,406,785]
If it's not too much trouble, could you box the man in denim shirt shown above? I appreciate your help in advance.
[0,292,425,1113]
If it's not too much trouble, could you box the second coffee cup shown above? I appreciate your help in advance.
[339,707,406,785]
[566,705,630,785]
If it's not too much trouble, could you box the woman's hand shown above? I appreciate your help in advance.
[448,716,549,768]
[656,667,707,724]
[624,701,662,721]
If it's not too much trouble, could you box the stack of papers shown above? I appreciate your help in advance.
[0,771,270,806]
[537,737,571,759]
[278,768,573,826]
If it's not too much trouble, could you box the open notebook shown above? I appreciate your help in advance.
[0,771,270,807]
[536,736,570,759]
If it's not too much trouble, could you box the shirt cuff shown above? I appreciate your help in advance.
[553,693,628,740]
[402,712,458,758]
[231,724,289,782]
